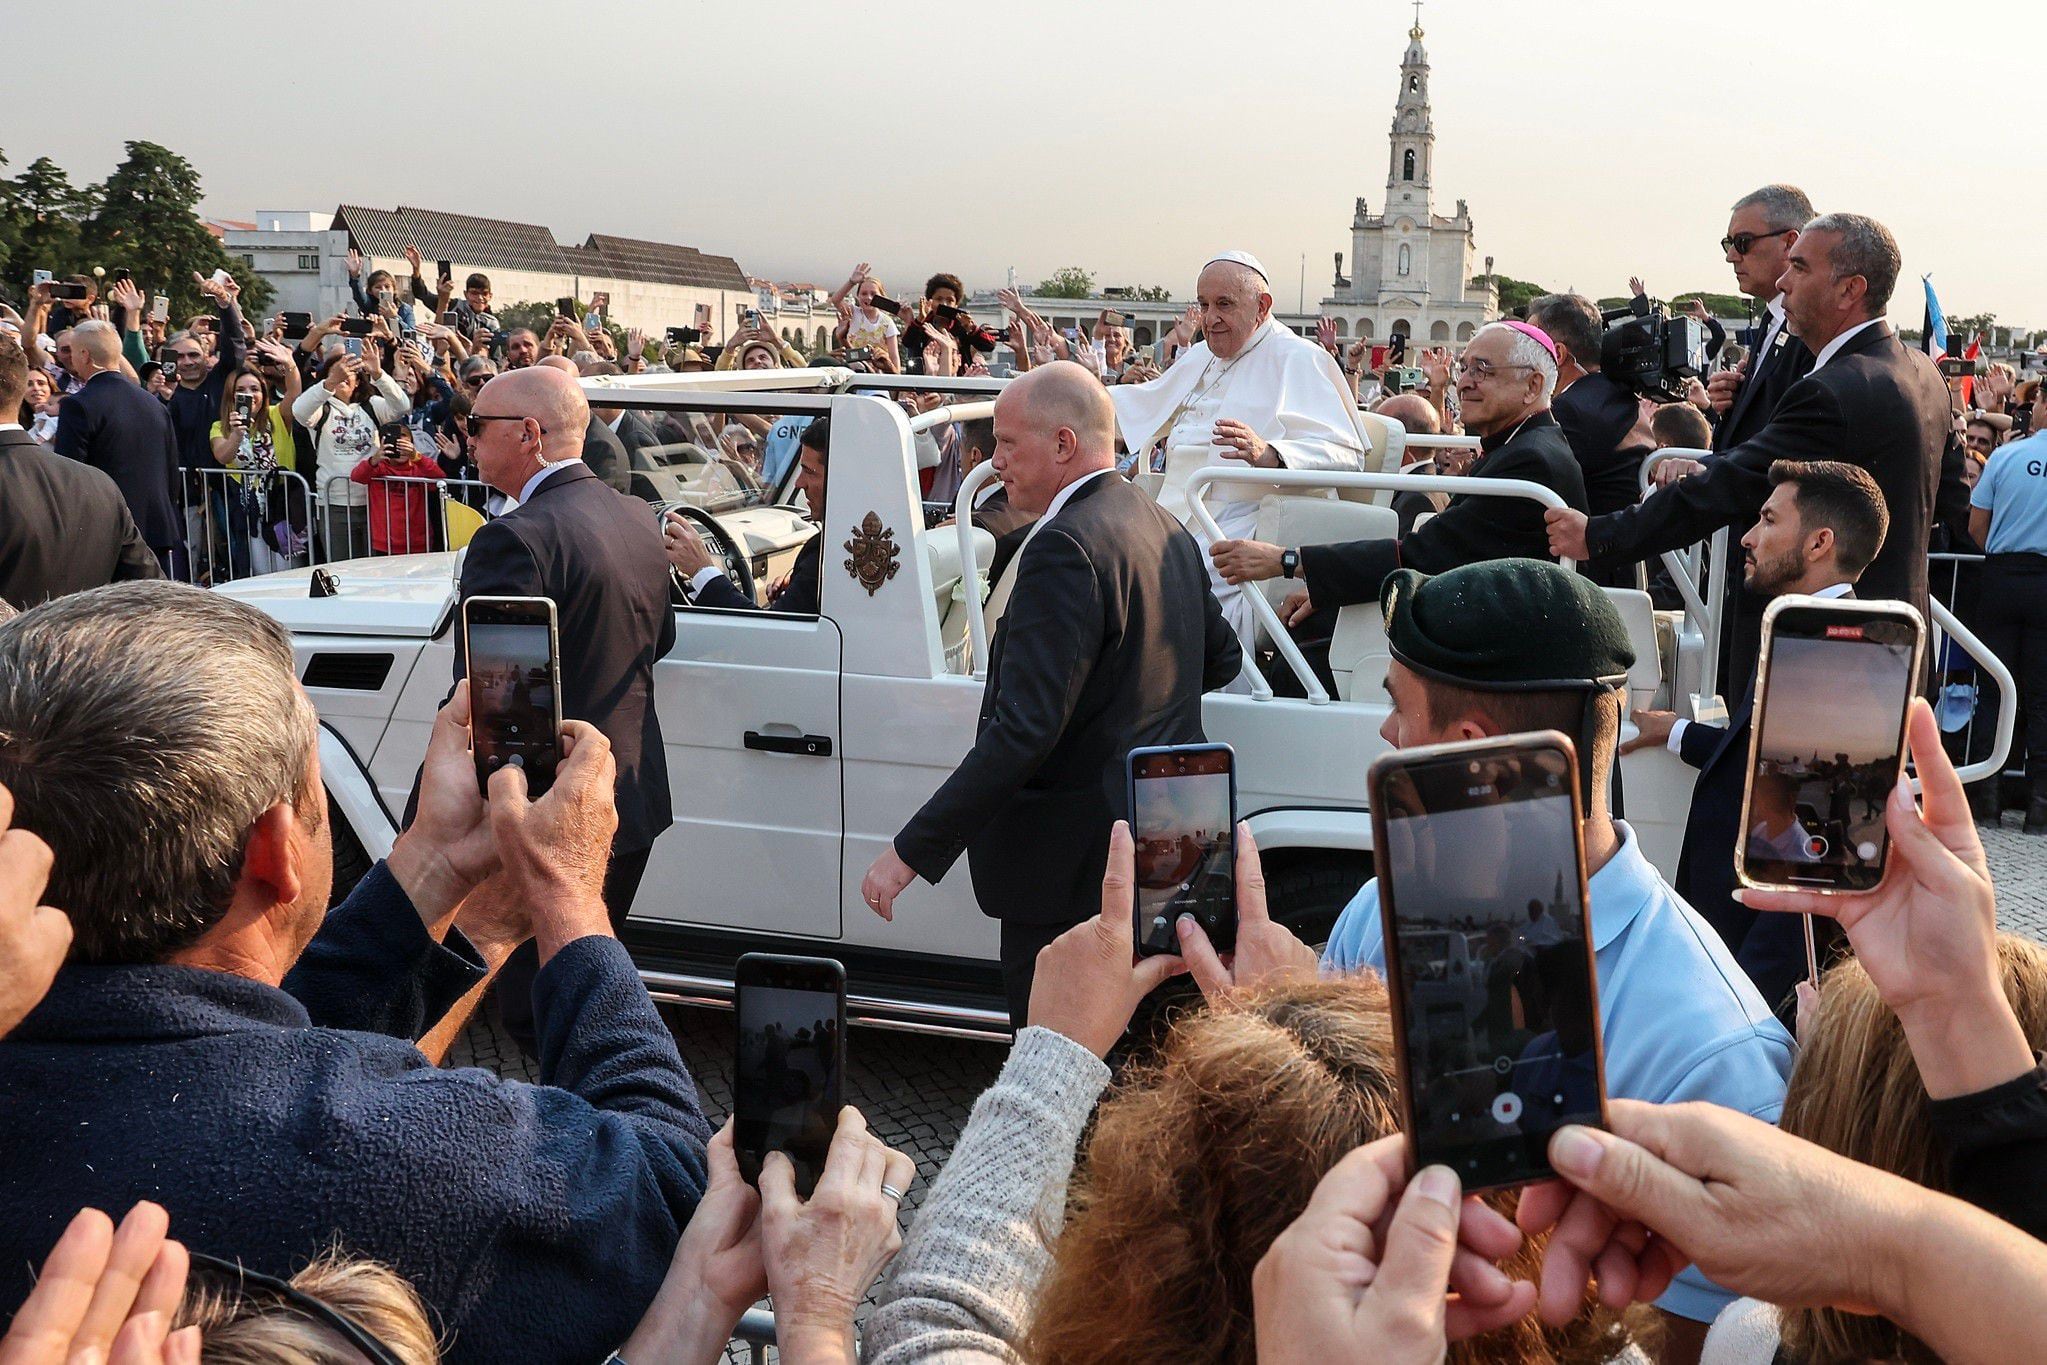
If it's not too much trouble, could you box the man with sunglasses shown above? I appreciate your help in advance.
[1708,186,1817,454]
[443,364,674,1057]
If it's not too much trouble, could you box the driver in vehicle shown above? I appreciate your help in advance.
[665,415,829,614]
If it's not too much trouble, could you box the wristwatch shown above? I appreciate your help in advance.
[1280,548,1300,579]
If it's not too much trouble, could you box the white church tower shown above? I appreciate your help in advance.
[1324,4,1496,350]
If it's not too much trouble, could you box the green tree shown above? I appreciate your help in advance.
[84,141,271,322]
[1475,274,1547,315]
[1947,311,1996,343]
[5,155,94,290]
[1036,266,1094,299]
[1134,284,1173,302]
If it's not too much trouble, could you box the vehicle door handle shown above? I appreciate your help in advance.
[743,730,833,757]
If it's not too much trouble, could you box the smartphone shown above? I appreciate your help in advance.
[1367,731,1607,1191]
[49,282,90,302]
[1101,309,1127,327]
[666,325,702,345]
[209,268,234,287]
[112,268,132,285]
[1937,355,1976,379]
[932,303,961,324]
[462,596,563,799]
[400,326,418,350]
[436,258,453,281]
[150,295,171,323]
[339,316,375,338]
[1127,743,1237,958]
[843,346,873,363]
[743,307,762,328]
[694,303,713,329]
[556,296,578,319]
[377,420,408,452]
[869,295,902,317]
[733,953,846,1196]
[235,393,254,425]
[31,269,52,287]
[1738,597,1925,894]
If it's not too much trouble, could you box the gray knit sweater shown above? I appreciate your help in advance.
[864,1026,1110,1364]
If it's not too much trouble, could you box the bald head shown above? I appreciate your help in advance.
[479,365,588,461]
[1008,362,1117,456]
[1373,392,1441,441]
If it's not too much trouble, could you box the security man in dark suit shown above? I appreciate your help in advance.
[51,321,185,574]
[860,363,1242,1025]
[1625,460,1887,1020]
[1207,320,1588,623]
[1549,213,1956,684]
[1690,185,1819,687]
[454,365,675,1049]
[0,334,161,606]
[665,417,830,616]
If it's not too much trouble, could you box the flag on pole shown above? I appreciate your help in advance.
[1960,332,1982,407]
[1921,275,1948,359]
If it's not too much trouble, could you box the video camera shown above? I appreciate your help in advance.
[1599,299,1708,403]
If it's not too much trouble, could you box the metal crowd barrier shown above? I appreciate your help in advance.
[1928,550,2021,785]
[176,466,315,585]
[316,474,494,564]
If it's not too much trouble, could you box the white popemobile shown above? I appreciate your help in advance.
[215,366,2014,1038]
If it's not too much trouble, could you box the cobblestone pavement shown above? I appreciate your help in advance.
[450,810,2043,1360]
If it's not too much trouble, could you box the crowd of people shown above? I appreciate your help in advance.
[3,178,2047,1365]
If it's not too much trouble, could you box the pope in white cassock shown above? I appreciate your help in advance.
[1108,251,1371,641]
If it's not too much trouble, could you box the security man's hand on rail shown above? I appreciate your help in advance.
[1544,507,1590,562]
[1209,538,1286,585]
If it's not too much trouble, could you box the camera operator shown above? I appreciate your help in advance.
[1527,293,1654,587]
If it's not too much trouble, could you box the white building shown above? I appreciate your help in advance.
[224,205,753,336]
[1321,13,1497,348]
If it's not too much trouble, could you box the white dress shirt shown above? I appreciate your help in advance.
[1021,467,1115,551]
[486,456,585,517]
[0,422,22,434]
[1667,580,1853,754]
[1807,318,1883,375]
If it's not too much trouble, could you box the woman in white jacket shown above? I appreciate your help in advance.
[294,344,410,561]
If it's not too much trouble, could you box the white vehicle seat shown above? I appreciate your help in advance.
[1251,497,1398,663]
[1327,581,1666,709]
[927,526,996,674]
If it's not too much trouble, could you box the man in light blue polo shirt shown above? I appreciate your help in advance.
[1968,393,2047,830]
[1320,560,1793,1350]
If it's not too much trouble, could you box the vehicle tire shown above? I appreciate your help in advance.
[1263,851,1371,952]
[327,793,372,908]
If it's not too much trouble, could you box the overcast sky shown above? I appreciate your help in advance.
[11,0,2042,330]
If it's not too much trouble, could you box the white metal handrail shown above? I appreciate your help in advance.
[1402,432,1484,452]
[1636,447,1728,701]
[1926,598,2016,786]
[1185,466,1577,703]
[953,461,1002,678]
[910,400,997,435]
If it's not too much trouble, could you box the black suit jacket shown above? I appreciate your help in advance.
[1675,588,1855,1016]
[1301,410,1589,610]
[693,535,822,616]
[582,414,633,493]
[615,411,661,465]
[454,464,676,853]
[894,473,1242,925]
[971,486,1035,584]
[1589,324,1949,623]
[52,372,184,552]
[1715,315,1813,454]
[1552,372,1647,519]
[0,429,162,606]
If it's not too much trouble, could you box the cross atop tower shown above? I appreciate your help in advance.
[1411,0,1424,39]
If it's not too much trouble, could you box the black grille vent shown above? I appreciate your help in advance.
[302,653,394,691]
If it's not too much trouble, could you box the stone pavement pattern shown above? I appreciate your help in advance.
[450,812,2044,1361]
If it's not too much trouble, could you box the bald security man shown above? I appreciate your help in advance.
[861,362,1244,1025]
[456,364,675,1052]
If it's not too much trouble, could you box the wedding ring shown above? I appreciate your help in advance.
[879,1183,905,1203]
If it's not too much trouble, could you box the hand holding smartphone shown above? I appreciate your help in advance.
[734,953,846,1196]
[1739,597,1924,898]
[462,596,563,798]
[1127,743,1237,957]
[1368,732,1607,1191]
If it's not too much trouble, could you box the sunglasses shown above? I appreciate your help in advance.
[1719,227,1795,257]
[187,1252,405,1365]
[465,414,532,437]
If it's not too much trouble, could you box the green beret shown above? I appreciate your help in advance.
[1380,559,1634,693]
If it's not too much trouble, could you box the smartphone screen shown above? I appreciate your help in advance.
[1742,600,1922,892]
[870,295,901,317]
[1128,744,1237,958]
[734,953,846,1197]
[340,317,374,338]
[463,597,562,798]
[436,258,453,280]
[1371,734,1604,1190]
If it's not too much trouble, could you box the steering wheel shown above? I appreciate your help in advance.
[664,503,757,606]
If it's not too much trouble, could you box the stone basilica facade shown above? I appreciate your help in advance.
[1321,13,1497,348]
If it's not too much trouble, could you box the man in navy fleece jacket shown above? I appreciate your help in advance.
[0,583,709,1365]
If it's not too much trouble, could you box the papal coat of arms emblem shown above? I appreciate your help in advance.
[842,512,900,596]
